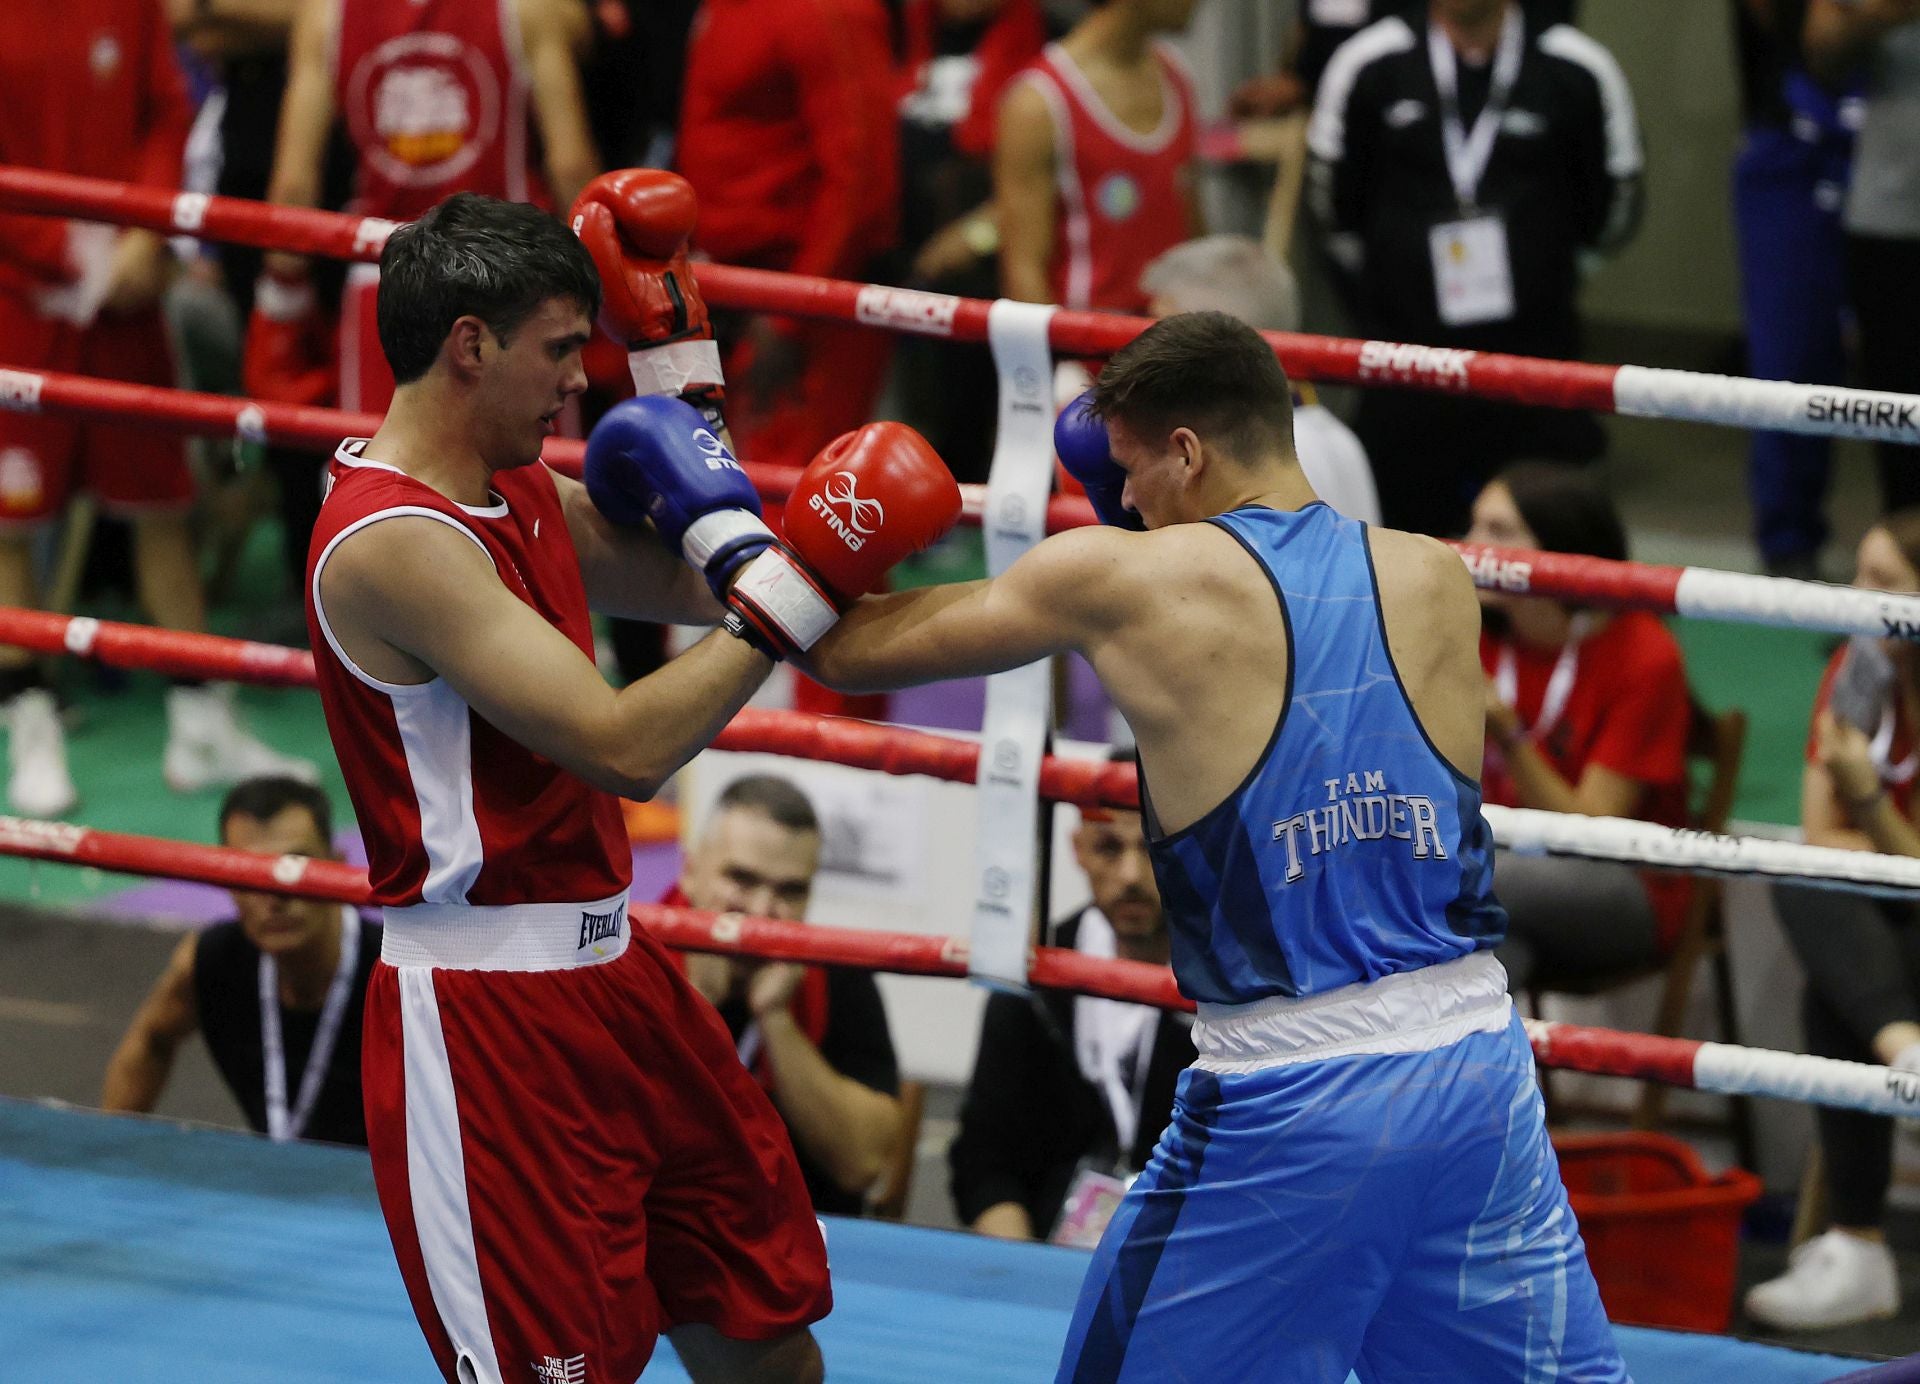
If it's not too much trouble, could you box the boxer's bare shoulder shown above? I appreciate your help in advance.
[1368,525,1484,778]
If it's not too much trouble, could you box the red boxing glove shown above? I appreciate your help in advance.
[569,169,723,406]
[728,424,962,657]
[242,272,336,408]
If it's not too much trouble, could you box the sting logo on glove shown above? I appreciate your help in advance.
[810,472,886,550]
[694,428,743,474]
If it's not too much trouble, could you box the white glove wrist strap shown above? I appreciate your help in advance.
[627,339,725,398]
[731,550,838,651]
[682,510,773,572]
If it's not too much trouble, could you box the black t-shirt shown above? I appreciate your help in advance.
[947,911,1195,1238]
[193,917,380,1148]
[716,966,899,1217]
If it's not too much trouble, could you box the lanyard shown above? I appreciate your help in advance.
[1428,6,1525,210]
[1096,1015,1157,1158]
[1872,703,1920,787]
[1494,615,1590,745]
[261,909,360,1143]
[1073,909,1158,1157]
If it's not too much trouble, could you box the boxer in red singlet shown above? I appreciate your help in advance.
[311,180,959,1383]
[261,0,600,415]
[996,0,1203,312]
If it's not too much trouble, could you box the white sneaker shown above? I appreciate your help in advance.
[1745,1229,1900,1331]
[5,688,78,818]
[163,683,319,794]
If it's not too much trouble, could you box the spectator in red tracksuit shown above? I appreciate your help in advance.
[0,0,312,820]
[677,0,899,471]
[678,0,901,718]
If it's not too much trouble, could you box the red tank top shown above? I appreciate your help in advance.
[305,444,630,909]
[332,0,548,219]
[1017,41,1196,312]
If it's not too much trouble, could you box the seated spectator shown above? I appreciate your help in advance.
[1140,234,1381,524]
[1468,463,1692,992]
[101,777,377,1148]
[668,774,904,1217]
[949,792,1195,1243]
[1747,512,1920,1332]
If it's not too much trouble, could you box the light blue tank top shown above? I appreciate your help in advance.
[1143,504,1506,1005]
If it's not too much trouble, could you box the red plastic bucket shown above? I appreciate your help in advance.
[1555,1131,1763,1332]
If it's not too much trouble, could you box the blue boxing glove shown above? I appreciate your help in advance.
[1054,390,1143,531]
[583,395,774,599]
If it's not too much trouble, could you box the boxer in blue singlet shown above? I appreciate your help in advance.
[805,310,1628,1382]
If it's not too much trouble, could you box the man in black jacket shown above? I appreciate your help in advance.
[949,795,1195,1243]
[101,777,376,1147]
[1306,0,1642,535]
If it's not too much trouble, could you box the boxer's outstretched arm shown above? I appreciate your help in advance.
[320,517,769,799]
[805,527,1143,693]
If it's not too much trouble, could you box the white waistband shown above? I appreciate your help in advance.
[1192,951,1511,1073]
[379,891,631,971]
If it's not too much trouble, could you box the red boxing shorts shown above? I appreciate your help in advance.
[0,298,193,526]
[363,906,831,1384]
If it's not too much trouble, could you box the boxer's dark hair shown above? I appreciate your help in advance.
[378,193,601,385]
[1088,311,1294,464]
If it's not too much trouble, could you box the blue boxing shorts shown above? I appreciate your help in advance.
[1055,953,1628,1384]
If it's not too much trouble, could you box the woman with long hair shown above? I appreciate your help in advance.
[1747,510,1920,1332]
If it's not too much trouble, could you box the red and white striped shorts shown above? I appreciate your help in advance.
[362,909,830,1384]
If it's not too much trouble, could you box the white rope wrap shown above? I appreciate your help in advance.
[1691,1041,1920,1120]
[1486,804,1920,896]
[1673,567,1920,639]
[1615,364,1920,444]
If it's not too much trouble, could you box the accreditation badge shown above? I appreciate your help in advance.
[1050,1161,1134,1249]
[1429,214,1516,327]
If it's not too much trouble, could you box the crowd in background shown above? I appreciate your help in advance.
[7,0,1920,1340]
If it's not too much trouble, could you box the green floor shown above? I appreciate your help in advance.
[0,521,1833,909]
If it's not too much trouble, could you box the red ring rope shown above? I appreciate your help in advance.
[11,811,1920,1117]
[0,603,1142,808]
[0,364,1101,533]
[16,357,1918,646]
[6,165,1920,443]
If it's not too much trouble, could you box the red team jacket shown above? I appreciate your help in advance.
[306,445,630,910]
[677,0,900,276]
[0,0,191,300]
[1479,611,1693,947]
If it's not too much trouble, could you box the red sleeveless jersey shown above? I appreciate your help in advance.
[332,0,547,219]
[1016,41,1197,312]
[305,444,630,909]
